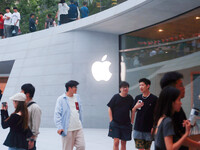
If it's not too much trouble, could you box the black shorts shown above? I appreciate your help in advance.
[0,29,4,36]
[108,120,132,141]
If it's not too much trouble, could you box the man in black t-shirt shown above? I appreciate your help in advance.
[132,78,158,150]
[107,81,134,150]
[160,71,200,149]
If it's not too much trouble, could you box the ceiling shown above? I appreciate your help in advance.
[127,7,200,40]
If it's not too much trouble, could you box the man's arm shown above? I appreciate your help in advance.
[31,105,42,139]
[108,107,113,122]
[54,98,64,134]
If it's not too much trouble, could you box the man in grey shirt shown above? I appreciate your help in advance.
[21,83,42,150]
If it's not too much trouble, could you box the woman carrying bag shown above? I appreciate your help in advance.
[1,93,33,150]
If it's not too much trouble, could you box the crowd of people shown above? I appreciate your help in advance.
[0,7,21,39]
[107,72,200,150]
[0,0,89,39]
[1,72,200,150]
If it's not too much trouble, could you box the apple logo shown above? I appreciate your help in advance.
[91,55,112,81]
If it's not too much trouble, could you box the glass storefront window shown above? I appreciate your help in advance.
[119,7,200,118]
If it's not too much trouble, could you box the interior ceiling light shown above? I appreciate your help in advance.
[158,29,163,32]
[196,16,200,20]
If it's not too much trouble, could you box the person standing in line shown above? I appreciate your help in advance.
[107,81,134,150]
[160,71,200,149]
[132,78,158,150]
[3,7,12,38]
[153,86,191,150]
[0,12,5,39]
[1,93,33,150]
[56,0,70,25]
[29,14,38,32]
[68,0,78,22]
[54,80,85,150]
[11,7,21,36]
[80,1,89,18]
[21,83,42,150]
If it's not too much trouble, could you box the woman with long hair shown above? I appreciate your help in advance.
[153,86,190,150]
[56,0,70,25]
[1,93,33,150]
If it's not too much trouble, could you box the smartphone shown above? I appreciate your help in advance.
[2,102,7,107]
[138,100,143,110]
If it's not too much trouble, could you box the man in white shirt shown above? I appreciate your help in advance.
[3,7,12,38]
[11,7,20,36]
[54,80,85,150]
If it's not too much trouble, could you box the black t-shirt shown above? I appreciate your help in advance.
[173,107,188,150]
[134,93,158,132]
[107,94,134,125]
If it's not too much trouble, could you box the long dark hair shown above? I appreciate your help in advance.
[153,86,180,134]
[15,101,29,130]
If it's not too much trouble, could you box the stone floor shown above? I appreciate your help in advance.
[0,128,154,150]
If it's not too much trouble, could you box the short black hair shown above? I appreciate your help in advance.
[48,14,52,18]
[139,78,151,85]
[30,13,35,17]
[5,7,10,10]
[70,0,74,3]
[0,12,3,15]
[160,71,183,89]
[83,1,87,5]
[21,83,35,98]
[119,81,129,88]
[60,0,65,3]
[65,80,79,92]
[13,7,18,10]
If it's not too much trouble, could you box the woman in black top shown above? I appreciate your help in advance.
[153,86,190,150]
[1,93,33,150]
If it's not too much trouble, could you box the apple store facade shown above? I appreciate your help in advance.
[0,0,200,128]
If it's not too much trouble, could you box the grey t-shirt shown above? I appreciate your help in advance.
[155,117,175,150]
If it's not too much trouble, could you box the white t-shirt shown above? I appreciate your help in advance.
[67,96,82,131]
[12,12,21,27]
[58,3,70,21]
[3,12,12,25]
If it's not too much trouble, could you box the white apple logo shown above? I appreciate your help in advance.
[92,55,112,81]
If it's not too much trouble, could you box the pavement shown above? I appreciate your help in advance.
[0,128,154,150]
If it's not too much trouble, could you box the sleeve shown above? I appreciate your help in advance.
[107,95,116,109]
[31,105,42,137]
[130,96,135,110]
[1,110,15,129]
[54,97,63,130]
[162,118,175,137]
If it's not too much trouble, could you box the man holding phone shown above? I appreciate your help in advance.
[132,78,158,150]
[54,80,85,150]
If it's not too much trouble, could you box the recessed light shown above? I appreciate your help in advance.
[196,17,200,20]
[158,29,163,32]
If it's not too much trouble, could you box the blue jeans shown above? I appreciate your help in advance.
[8,147,26,150]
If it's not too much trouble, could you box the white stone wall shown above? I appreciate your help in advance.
[0,30,119,128]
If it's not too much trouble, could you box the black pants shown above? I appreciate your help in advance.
[60,14,69,24]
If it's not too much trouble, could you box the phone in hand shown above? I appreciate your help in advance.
[138,100,143,110]
[2,102,7,107]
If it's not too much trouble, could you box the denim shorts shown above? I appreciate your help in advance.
[108,120,132,141]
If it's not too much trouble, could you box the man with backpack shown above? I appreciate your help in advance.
[21,83,42,150]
